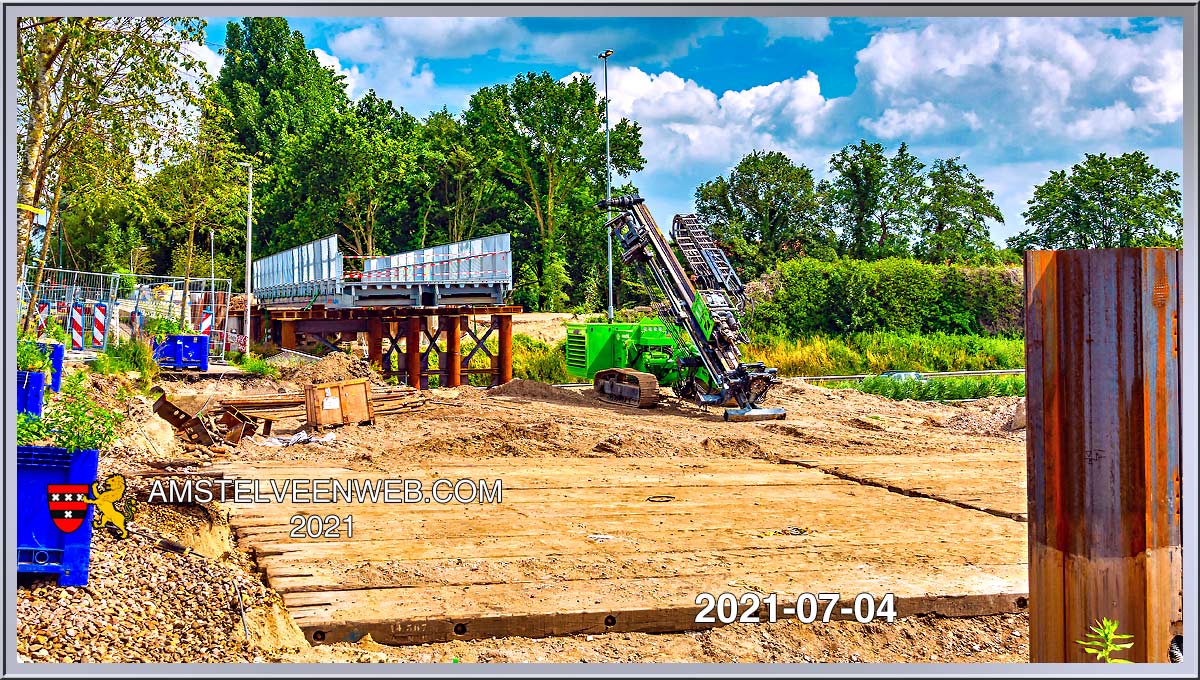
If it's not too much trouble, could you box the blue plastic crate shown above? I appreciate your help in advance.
[17,370,46,417]
[152,334,210,372]
[38,342,65,392]
[17,446,100,587]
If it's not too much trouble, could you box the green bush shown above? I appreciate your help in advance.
[747,257,1024,338]
[17,341,53,375]
[31,372,124,453]
[143,315,186,342]
[512,334,567,384]
[824,375,1026,401]
[89,338,159,389]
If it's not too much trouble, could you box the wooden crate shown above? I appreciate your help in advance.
[304,378,375,430]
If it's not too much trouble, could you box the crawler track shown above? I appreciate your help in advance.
[593,368,661,408]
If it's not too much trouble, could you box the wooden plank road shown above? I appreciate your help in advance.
[216,457,1029,646]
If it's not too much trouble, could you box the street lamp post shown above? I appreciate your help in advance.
[239,162,253,342]
[598,48,614,323]
[209,228,216,316]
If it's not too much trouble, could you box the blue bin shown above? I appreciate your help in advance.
[17,446,100,587]
[38,342,65,392]
[17,370,47,417]
[152,334,210,372]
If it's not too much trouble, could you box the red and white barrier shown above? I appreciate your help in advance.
[70,303,84,350]
[36,301,49,335]
[92,302,108,349]
[199,306,213,336]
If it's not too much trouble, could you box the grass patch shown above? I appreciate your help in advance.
[88,338,159,390]
[824,375,1026,401]
[744,331,1025,377]
[233,353,280,379]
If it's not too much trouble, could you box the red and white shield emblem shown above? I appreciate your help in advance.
[47,484,90,533]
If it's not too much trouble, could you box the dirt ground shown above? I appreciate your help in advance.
[511,312,578,344]
[18,357,1033,664]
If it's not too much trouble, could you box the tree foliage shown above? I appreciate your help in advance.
[1008,151,1183,250]
[15,16,207,280]
[694,150,835,279]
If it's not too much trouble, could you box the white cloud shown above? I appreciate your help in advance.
[852,17,1184,146]
[763,17,831,43]
[860,102,947,139]
[1131,49,1184,124]
[577,65,836,168]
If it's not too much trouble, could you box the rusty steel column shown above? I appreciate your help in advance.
[1025,248,1182,663]
[440,315,461,388]
[279,320,297,350]
[405,315,422,389]
[495,314,513,385]
[367,317,383,371]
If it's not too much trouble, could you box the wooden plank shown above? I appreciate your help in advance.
[284,566,1029,646]
[216,456,1030,647]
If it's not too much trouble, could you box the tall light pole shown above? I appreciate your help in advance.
[239,161,253,340]
[209,228,216,310]
[598,48,614,323]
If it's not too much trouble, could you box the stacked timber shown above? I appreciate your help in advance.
[218,385,425,419]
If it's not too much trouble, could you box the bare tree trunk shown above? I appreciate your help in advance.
[21,175,63,335]
[17,28,56,279]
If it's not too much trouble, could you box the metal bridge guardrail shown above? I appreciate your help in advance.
[351,233,511,287]
[252,235,342,300]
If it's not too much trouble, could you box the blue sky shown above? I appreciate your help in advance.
[191,15,1185,246]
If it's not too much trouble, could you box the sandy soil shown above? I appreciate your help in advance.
[19,362,1032,664]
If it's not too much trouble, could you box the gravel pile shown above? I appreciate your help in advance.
[280,351,384,387]
[944,397,1025,436]
[16,521,281,663]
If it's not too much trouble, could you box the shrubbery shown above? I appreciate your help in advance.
[743,332,1026,377]
[824,375,1026,401]
[746,257,1024,339]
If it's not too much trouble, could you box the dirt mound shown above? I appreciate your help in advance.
[280,352,384,387]
[488,379,596,406]
[944,397,1025,436]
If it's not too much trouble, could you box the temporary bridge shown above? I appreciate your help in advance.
[249,234,519,388]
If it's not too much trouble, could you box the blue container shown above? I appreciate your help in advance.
[17,446,100,587]
[17,370,47,417]
[38,342,65,392]
[154,334,211,372]
[152,334,210,372]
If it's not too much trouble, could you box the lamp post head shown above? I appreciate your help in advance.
[598,49,613,59]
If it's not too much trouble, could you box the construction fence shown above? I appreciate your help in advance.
[19,265,236,362]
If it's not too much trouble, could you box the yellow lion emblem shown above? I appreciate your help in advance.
[84,474,137,539]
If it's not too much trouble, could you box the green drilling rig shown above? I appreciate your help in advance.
[564,195,785,422]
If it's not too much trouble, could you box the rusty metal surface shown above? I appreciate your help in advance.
[1025,248,1182,663]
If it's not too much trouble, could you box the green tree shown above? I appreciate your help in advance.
[464,71,644,311]
[16,16,207,280]
[916,157,1004,263]
[275,96,418,257]
[1008,151,1183,250]
[215,17,351,255]
[146,91,250,320]
[694,150,834,279]
[822,140,925,259]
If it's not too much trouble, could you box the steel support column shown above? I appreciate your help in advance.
[1025,248,1182,663]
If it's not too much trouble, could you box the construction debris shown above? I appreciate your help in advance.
[304,378,375,430]
[150,387,215,447]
